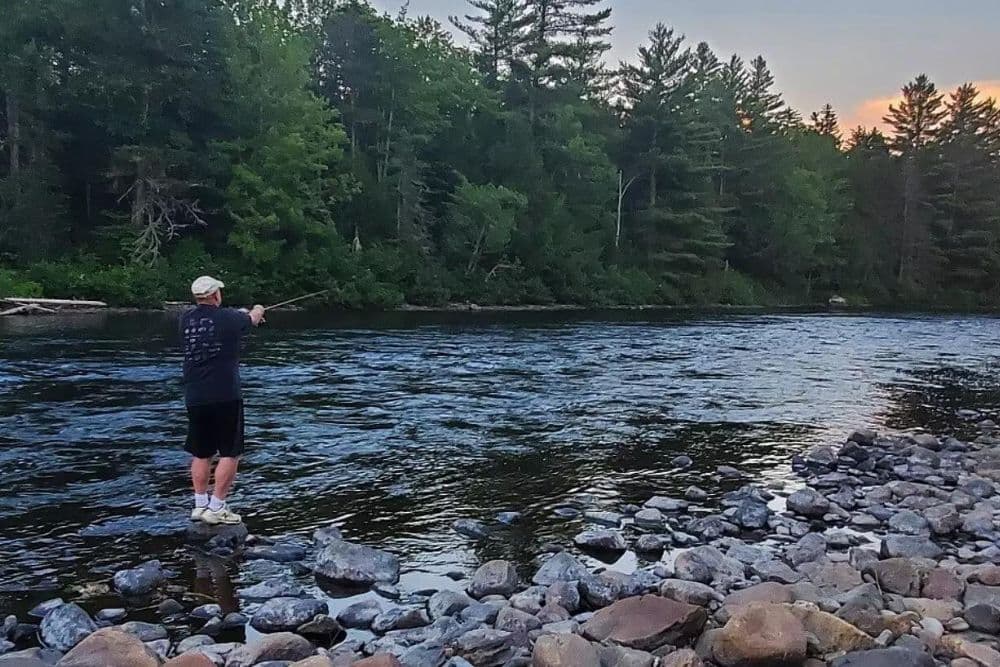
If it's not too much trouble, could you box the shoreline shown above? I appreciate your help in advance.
[3,425,1000,666]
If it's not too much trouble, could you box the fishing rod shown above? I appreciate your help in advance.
[263,289,330,312]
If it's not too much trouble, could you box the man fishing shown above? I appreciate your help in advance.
[181,276,265,525]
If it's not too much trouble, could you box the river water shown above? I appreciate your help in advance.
[1,310,998,615]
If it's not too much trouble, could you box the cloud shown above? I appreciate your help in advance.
[841,80,1000,132]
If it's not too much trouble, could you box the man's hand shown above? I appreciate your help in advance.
[249,304,266,326]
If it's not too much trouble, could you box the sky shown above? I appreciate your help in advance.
[371,0,1000,130]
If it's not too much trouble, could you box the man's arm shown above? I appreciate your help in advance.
[248,305,266,327]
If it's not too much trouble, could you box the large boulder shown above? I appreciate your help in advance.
[712,603,807,667]
[531,633,600,667]
[674,546,744,585]
[225,632,315,667]
[40,603,97,653]
[784,603,875,654]
[428,590,474,620]
[786,488,829,518]
[313,539,399,585]
[533,553,589,586]
[581,595,707,652]
[112,561,166,597]
[55,628,159,667]
[469,560,519,598]
[249,597,327,632]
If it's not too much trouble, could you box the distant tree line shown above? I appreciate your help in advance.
[1,0,998,308]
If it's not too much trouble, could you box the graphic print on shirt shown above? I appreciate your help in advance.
[184,317,223,363]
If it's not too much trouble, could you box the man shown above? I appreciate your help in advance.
[181,276,265,525]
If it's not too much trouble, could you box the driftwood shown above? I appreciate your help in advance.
[0,303,58,316]
[2,297,108,308]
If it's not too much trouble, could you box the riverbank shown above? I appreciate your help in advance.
[3,424,999,666]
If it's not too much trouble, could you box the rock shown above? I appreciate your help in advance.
[352,656,404,667]
[786,488,830,518]
[965,603,1000,634]
[28,599,65,619]
[547,581,581,613]
[635,535,668,553]
[581,595,707,652]
[469,560,519,598]
[722,582,795,612]
[866,558,926,596]
[312,524,343,546]
[157,599,185,616]
[245,542,307,563]
[717,466,743,479]
[583,511,625,527]
[674,546,744,585]
[880,535,943,560]
[684,487,708,502]
[112,622,167,642]
[659,649,703,667]
[454,628,515,666]
[671,455,694,468]
[459,601,502,625]
[221,613,247,630]
[144,639,169,661]
[574,530,626,552]
[922,568,964,600]
[686,515,733,540]
[596,644,656,667]
[750,560,802,585]
[428,590,473,620]
[733,499,770,530]
[887,510,929,535]
[533,553,589,586]
[226,632,315,667]
[40,603,96,653]
[239,577,305,601]
[495,606,541,634]
[659,580,720,607]
[848,429,878,446]
[835,583,886,636]
[786,533,827,567]
[94,609,127,624]
[250,597,327,632]
[164,654,218,667]
[924,504,961,534]
[452,519,489,539]
[497,511,522,525]
[297,614,344,642]
[313,539,400,585]
[177,636,215,654]
[371,607,430,634]
[785,604,875,654]
[712,602,807,667]
[948,640,1000,667]
[531,633,600,667]
[828,648,935,667]
[644,497,689,513]
[634,509,664,529]
[580,572,627,609]
[900,597,962,622]
[966,584,1000,610]
[112,561,166,597]
[56,628,159,667]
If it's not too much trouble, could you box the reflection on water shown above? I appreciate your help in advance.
[1,310,998,614]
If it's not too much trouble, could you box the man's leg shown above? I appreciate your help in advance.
[212,457,240,502]
[191,457,211,495]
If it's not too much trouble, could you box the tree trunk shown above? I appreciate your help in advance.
[898,154,917,285]
[6,91,20,176]
[467,223,489,275]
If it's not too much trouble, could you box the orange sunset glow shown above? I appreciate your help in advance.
[841,79,1000,131]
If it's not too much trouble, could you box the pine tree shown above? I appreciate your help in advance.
[811,103,842,146]
[520,0,612,94]
[883,74,946,287]
[450,0,531,85]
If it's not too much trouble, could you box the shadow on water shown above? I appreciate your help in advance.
[1,309,999,615]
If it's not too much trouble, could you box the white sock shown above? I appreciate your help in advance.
[194,493,209,508]
[208,496,225,511]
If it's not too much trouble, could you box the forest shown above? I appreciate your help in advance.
[1,0,999,308]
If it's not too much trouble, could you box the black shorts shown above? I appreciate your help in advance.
[185,400,245,459]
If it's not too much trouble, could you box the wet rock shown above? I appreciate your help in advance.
[469,560,519,598]
[659,580,720,607]
[684,487,708,502]
[371,607,430,634]
[428,590,473,620]
[249,597,327,632]
[671,455,694,469]
[786,533,827,567]
[634,509,664,529]
[458,601,502,625]
[112,622,167,642]
[880,535,943,560]
[335,598,382,629]
[510,586,546,614]
[645,497,689,513]
[712,602,807,667]
[245,542,307,563]
[239,577,305,601]
[574,530,627,552]
[312,525,343,547]
[686,515,733,540]
[452,519,489,539]
[227,632,316,667]
[28,599,65,619]
[828,647,935,667]
[495,606,541,634]
[155,599,184,617]
[732,499,770,530]
[848,429,877,446]
[297,614,344,643]
[112,561,166,597]
[314,539,400,585]
[532,633,599,667]
[546,581,581,613]
[185,521,249,544]
[887,510,929,535]
[177,635,215,654]
[496,512,522,525]
[581,595,707,652]
[674,546,745,585]
[583,511,625,527]
[717,466,743,479]
[454,628,515,666]
[924,504,961,534]
[40,603,97,652]
[965,603,1000,634]
[533,552,589,586]
[580,572,628,609]
[839,441,870,462]
[786,488,830,518]
[634,535,668,554]
[56,628,159,667]
[94,609,127,624]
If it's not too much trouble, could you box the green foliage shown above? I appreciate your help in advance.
[0,269,43,298]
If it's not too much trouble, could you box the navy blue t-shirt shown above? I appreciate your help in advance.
[180,305,252,407]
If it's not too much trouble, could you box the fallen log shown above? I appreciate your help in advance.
[0,303,58,316]
[2,297,108,308]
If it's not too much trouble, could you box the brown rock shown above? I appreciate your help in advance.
[952,640,1000,667]
[797,561,862,593]
[900,597,963,622]
[225,632,315,667]
[352,656,403,667]
[532,633,600,667]
[581,595,707,652]
[56,628,160,667]
[713,603,807,667]
[922,568,965,600]
[164,654,217,667]
[867,558,928,596]
[973,566,1000,586]
[784,603,876,654]
[659,649,703,667]
[288,658,336,667]
[723,582,794,609]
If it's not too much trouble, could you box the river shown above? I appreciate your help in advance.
[1,310,997,616]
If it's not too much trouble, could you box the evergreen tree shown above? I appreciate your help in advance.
[810,103,842,146]
[450,0,531,85]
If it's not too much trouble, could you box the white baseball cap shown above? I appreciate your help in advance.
[191,275,225,298]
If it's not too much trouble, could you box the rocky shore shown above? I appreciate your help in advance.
[3,424,1000,667]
